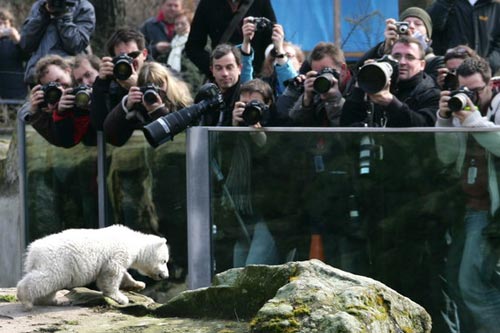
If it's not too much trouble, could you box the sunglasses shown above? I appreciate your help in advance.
[126,50,142,59]
[445,47,470,59]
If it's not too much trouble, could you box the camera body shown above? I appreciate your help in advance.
[112,54,134,81]
[252,17,273,32]
[0,28,11,37]
[443,71,459,91]
[242,100,269,125]
[357,55,399,94]
[71,85,92,109]
[140,83,161,105]
[448,87,475,112]
[313,67,340,94]
[47,0,75,13]
[41,82,63,105]
[394,21,410,34]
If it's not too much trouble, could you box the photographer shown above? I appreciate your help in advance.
[355,7,443,82]
[19,0,95,87]
[19,54,94,148]
[288,42,352,127]
[435,56,500,332]
[185,0,276,77]
[239,16,303,102]
[340,36,440,127]
[103,61,192,147]
[437,45,478,91]
[90,29,149,131]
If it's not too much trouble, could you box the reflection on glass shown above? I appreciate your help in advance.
[207,129,500,333]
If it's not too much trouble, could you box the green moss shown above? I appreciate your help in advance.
[0,294,17,302]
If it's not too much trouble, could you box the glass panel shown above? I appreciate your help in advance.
[208,128,500,333]
[25,126,99,241]
[105,130,188,283]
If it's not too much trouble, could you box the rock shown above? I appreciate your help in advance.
[154,260,432,333]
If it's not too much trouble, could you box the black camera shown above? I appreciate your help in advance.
[140,83,161,106]
[242,100,268,126]
[357,55,399,94]
[394,21,410,34]
[443,71,459,91]
[113,54,134,81]
[313,67,340,94]
[71,84,92,109]
[252,17,273,32]
[47,0,75,13]
[42,82,63,105]
[448,88,475,112]
[143,83,224,147]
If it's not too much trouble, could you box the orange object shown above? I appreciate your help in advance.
[309,233,325,261]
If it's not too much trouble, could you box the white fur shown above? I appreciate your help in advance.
[16,225,169,310]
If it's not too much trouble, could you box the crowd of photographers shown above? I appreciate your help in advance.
[7,0,500,331]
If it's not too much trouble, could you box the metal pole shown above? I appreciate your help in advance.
[334,0,341,45]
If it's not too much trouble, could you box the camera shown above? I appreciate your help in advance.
[313,67,340,94]
[443,71,459,91]
[0,28,11,36]
[143,83,224,147]
[47,0,75,13]
[140,83,161,106]
[357,55,399,94]
[252,17,273,32]
[113,54,134,81]
[394,21,410,34]
[242,100,268,126]
[448,88,475,112]
[71,84,92,109]
[42,82,63,105]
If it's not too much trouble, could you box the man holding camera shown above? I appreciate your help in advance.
[340,36,440,127]
[90,29,148,131]
[20,0,95,87]
[287,42,352,127]
[185,0,276,77]
[19,54,94,147]
[435,56,500,332]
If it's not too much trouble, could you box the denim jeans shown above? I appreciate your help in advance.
[458,209,500,332]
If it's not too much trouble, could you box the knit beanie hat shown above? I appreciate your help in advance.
[399,7,433,38]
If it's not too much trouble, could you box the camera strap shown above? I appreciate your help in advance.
[219,0,255,44]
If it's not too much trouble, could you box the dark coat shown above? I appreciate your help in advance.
[185,0,276,77]
[340,71,440,127]
[427,0,500,73]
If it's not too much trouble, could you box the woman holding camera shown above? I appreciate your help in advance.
[103,61,192,146]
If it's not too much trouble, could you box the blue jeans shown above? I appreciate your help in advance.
[458,209,500,332]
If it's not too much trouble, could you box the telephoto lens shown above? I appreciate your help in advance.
[113,54,134,80]
[242,100,267,125]
[42,82,63,105]
[71,85,92,109]
[313,68,340,94]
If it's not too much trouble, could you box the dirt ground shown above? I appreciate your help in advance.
[0,288,250,333]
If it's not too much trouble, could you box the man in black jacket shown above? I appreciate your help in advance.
[185,0,276,78]
[340,36,440,127]
[427,0,500,74]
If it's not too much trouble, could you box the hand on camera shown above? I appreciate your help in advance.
[57,88,75,114]
[98,57,114,80]
[242,17,256,46]
[30,85,46,113]
[383,18,399,53]
[232,101,246,126]
[125,86,143,111]
[367,86,393,106]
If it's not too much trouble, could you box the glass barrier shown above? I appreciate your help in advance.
[24,126,99,241]
[104,130,188,281]
[185,126,500,333]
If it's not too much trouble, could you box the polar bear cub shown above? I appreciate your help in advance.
[16,225,169,310]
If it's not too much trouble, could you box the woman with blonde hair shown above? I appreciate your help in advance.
[103,61,193,146]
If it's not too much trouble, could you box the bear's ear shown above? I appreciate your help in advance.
[156,238,167,247]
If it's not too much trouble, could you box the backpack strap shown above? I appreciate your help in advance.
[219,0,255,44]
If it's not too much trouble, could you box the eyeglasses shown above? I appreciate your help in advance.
[126,51,142,59]
[468,85,486,93]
